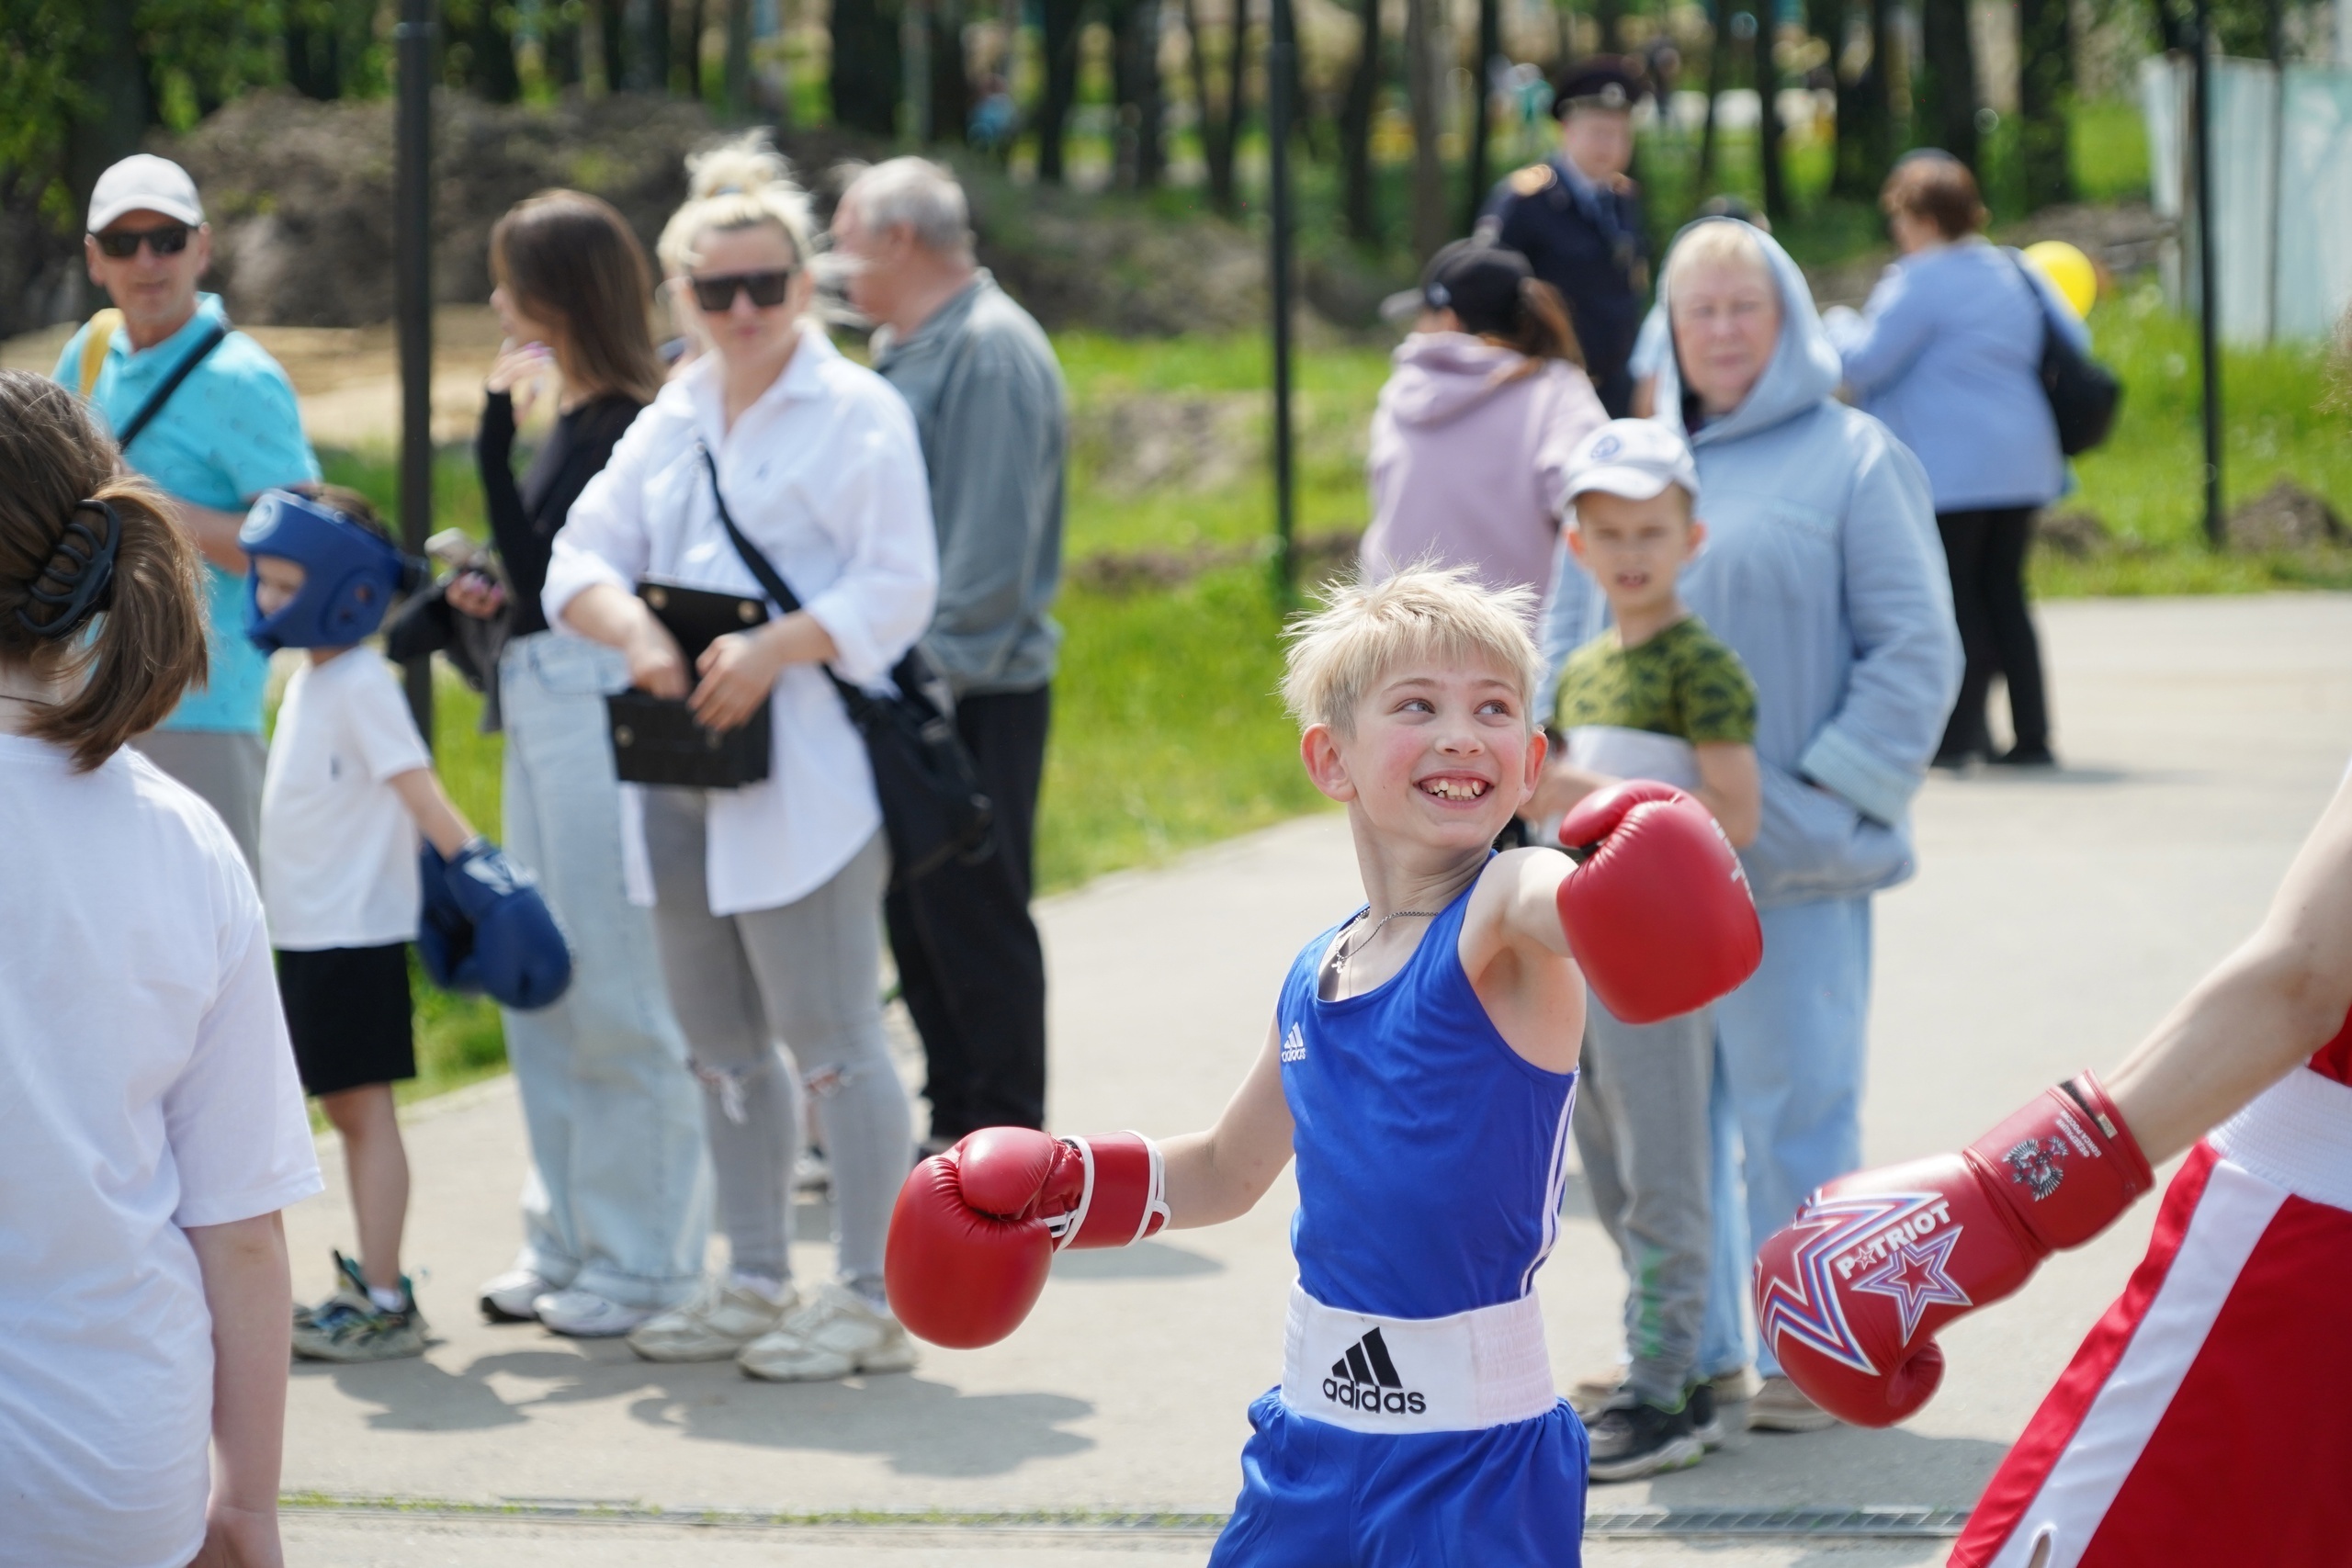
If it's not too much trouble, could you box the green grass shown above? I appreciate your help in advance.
[2041,284,2352,596]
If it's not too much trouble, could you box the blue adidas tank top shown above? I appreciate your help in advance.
[1276,876,1579,1320]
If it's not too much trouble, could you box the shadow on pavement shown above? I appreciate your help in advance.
[299,1341,1096,1477]
[1629,1421,2009,1513]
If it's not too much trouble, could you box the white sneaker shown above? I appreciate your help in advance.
[480,1268,556,1324]
[738,1281,918,1382]
[627,1277,795,1362]
[533,1287,655,1338]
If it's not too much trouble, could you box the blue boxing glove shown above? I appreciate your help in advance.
[419,840,573,1010]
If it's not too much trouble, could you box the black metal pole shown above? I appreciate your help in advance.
[2190,2,2224,547]
[1463,0,1500,234]
[396,0,435,743]
[1269,0,1297,598]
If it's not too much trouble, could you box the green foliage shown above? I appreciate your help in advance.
[2039,285,2352,596]
[2070,98,2152,204]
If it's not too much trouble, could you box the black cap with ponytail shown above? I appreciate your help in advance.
[0,369,208,772]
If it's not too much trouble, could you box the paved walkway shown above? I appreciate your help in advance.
[280,593,2352,1563]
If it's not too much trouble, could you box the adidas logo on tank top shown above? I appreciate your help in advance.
[1322,1326,1427,1415]
[1281,1023,1306,1063]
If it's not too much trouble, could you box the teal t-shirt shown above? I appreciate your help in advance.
[53,294,318,733]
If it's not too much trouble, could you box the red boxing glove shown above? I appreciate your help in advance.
[1753,1072,2154,1427]
[1556,781,1762,1024]
[884,1127,1170,1349]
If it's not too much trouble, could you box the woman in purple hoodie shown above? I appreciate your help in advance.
[1362,240,1606,608]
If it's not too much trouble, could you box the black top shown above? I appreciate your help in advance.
[479,389,645,638]
[1480,157,1648,418]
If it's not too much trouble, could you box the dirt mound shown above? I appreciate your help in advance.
[172,88,732,326]
[2227,478,2346,552]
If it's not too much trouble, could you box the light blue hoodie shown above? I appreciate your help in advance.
[1542,219,1962,908]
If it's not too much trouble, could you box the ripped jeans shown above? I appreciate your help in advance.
[639,789,910,1292]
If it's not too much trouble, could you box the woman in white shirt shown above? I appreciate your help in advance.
[545,139,938,1382]
[0,369,322,1567]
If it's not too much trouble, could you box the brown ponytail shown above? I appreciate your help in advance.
[0,369,207,772]
[1489,279,1586,383]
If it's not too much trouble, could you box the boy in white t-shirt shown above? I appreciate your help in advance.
[0,371,321,1568]
[249,485,485,1363]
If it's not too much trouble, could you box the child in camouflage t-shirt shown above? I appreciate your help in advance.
[1529,419,1762,1483]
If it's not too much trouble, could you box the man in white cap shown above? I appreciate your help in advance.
[54,153,319,870]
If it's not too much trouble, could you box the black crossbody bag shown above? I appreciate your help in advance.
[605,578,775,789]
[2007,249,2121,457]
[696,444,995,889]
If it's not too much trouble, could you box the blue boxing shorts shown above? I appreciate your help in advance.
[1207,1286,1589,1566]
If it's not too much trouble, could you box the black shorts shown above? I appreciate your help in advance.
[276,943,415,1097]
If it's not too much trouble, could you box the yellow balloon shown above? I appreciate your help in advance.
[2023,240,2098,320]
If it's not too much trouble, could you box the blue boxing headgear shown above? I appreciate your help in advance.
[239,490,420,652]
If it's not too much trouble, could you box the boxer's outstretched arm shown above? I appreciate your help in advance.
[1160,1019,1295,1229]
[2106,774,2352,1163]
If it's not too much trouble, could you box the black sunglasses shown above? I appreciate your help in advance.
[95,223,192,259]
[689,267,796,312]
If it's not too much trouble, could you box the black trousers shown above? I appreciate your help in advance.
[885,685,1052,1140]
[1937,507,2051,758]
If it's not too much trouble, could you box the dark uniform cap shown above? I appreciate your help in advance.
[1553,55,1647,118]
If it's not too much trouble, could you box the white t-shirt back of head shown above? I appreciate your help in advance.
[259,649,434,951]
[0,733,322,1568]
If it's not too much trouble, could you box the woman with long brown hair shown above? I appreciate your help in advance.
[423,191,711,1340]
[1361,239,1606,609]
[0,369,321,1567]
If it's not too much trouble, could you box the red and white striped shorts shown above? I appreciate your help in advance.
[1951,1066,2352,1567]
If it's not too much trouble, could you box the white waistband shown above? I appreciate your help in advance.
[1279,1282,1557,1435]
[2210,1066,2352,1213]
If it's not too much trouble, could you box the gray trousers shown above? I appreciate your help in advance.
[1572,999,1714,1406]
[640,790,910,1292]
[134,729,264,876]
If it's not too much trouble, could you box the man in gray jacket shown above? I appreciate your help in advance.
[834,158,1065,1147]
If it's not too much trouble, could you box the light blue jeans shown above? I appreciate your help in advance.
[499,633,710,1310]
[1699,896,1873,1379]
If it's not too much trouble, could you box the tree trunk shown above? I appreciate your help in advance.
[1405,0,1446,260]
[1827,0,1881,197]
[1918,0,1977,169]
[831,0,903,135]
[1035,0,1085,182]
[1114,0,1166,185]
[1463,0,1500,233]
[1697,11,1729,184]
[722,0,753,116]
[932,0,973,145]
[1753,6,1788,218]
[285,6,344,100]
[1340,0,1381,241]
[679,0,707,97]
[592,0,624,93]
[1181,0,1238,211]
[67,0,150,222]
[1222,0,1251,207]
[1592,0,1623,51]
[2016,0,2071,206]
[470,0,524,101]
[1868,0,1897,172]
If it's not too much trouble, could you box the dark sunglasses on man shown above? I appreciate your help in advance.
[95,223,193,259]
[688,267,796,312]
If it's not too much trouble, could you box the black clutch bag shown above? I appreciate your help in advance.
[605,579,773,789]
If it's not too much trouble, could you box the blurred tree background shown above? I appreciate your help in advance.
[0,0,2333,339]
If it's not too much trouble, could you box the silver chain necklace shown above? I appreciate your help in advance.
[1325,865,1483,981]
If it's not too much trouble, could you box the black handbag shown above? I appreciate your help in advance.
[2009,249,2122,457]
[695,444,995,888]
[605,579,775,788]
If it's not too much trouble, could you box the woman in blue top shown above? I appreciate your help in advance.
[1825,151,2090,768]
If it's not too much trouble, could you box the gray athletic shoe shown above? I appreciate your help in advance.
[1747,1373,1839,1433]
[1586,1396,1706,1483]
[628,1277,794,1362]
[737,1282,917,1382]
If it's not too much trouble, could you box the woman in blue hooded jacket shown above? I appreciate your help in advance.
[1541,217,1962,1431]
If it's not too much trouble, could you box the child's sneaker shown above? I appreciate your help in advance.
[292,1254,429,1363]
[1567,1360,1629,1416]
[1586,1394,1705,1483]
[628,1276,794,1362]
[293,1249,370,1334]
[737,1282,917,1382]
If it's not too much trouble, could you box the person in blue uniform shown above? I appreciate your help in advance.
[1479,57,1651,417]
